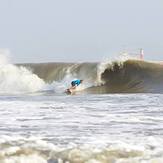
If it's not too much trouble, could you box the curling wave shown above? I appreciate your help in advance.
[19,59,163,94]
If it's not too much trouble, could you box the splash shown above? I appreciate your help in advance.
[0,52,45,94]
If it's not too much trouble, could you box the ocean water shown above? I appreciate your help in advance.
[0,93,163,163]
[0,55,163,162]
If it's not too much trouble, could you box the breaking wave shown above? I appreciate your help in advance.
[19,59,163,94]
[0,53,45,94]
[1,49,163,94]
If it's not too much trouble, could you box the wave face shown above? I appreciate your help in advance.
[19,60,163,94]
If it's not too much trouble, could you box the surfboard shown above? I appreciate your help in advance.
[65,89,72,94]
[65,85,84,95]
[65,88,76,95]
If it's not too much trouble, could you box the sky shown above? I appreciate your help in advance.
[0,0,163,63]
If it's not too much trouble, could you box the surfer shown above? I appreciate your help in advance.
[71,79,83,89]
[66,79,83,93]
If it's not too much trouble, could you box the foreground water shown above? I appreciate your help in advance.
[0,93,163,163]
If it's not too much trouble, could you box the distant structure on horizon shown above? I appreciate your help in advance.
[120,48,144,60]
[139,48,144,60]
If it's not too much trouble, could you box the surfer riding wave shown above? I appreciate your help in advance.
[66,79,83,94]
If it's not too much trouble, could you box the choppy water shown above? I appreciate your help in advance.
[0,93,163,163]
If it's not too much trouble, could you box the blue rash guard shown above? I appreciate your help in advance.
[71,79,81,86]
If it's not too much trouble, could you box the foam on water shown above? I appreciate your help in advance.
[0,135,163,163]
[0,93,163,162]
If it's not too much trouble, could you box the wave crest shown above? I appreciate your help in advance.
[19,59,163,94]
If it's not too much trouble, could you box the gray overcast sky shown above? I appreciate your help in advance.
[0,0,163,63]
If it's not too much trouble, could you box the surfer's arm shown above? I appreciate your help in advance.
[71,86,76,89]
[70,84,77,89]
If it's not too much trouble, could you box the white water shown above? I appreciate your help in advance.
[0,52,45,94]
[0,93,163,163]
